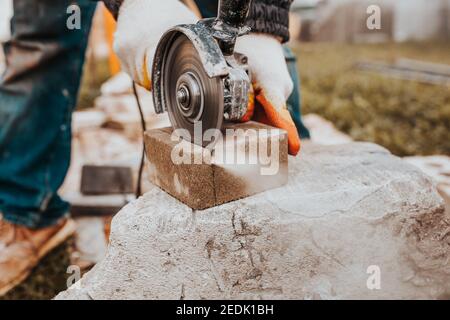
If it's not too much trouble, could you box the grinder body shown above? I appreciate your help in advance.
[152,0,253,147]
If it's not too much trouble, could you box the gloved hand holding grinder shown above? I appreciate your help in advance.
[113,0,301,156]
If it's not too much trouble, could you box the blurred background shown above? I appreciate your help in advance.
[289,0,450,216]
[291,0,450,155]
[0,0,449,299]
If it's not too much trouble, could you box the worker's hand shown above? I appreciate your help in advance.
[114,0,198,90]
[236,34,301,156]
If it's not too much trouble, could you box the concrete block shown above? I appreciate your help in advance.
[144,122,288,210]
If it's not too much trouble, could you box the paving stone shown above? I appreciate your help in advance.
[144,122,288,210]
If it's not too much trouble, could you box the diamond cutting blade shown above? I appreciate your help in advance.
[162,34,224,147]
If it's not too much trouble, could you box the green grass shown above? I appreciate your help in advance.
[293,42,450,156]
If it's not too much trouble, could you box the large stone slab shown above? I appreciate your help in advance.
[56,142,450,300]
[144,122,288,210]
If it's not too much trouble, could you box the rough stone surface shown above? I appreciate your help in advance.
[144,122,288,210]
[404,155,450,213]
[56,142,450,300]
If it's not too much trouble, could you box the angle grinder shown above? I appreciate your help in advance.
[152,0,253,147]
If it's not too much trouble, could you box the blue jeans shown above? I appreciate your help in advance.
[0,0,97,228]
[284,47,311,139]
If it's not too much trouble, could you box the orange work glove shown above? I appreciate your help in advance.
[236,34,301,156]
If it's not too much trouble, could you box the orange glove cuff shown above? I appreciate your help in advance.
[256,92,301,156]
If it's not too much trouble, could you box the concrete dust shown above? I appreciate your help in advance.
[212,126,288,196]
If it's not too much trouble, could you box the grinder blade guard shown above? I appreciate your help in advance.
[152,0,253,147]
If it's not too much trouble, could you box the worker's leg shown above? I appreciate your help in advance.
[284,46,311,139]
[0,0,97,228]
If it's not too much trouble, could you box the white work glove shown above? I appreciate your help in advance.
[235,34,301,156]
[114,0,198,90]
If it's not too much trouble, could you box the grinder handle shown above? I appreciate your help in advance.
[217,0,252,29]
[215,0,252,55]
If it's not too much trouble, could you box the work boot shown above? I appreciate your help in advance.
[0,216,76,296]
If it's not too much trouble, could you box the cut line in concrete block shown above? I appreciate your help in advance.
[144,122,288,210]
